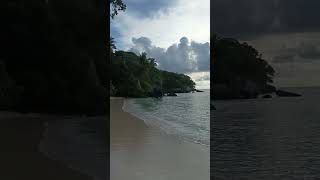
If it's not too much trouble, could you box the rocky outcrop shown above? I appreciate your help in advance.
[167,92,177,96]
[151,88,163,98]
[276,90,301,97]
[262,94,272,98]
[212,79,303,100]
[165,88,195,94]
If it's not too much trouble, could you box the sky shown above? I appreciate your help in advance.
[213,0,320,87]
[111,0,210,89]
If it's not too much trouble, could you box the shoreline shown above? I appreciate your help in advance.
[122,98,210,147]
[111,98,209,180]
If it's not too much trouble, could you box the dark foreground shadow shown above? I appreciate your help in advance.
[0,114,93,180]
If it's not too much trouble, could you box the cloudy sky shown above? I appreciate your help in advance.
[213,0,320,87]
[111,0,210,89]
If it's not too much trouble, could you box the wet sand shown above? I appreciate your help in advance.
[110,98,209,180]
[0,112,93,180]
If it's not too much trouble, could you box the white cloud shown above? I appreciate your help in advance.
[129,37,210,73]
[187,71,210,89]
[111,0,210,49]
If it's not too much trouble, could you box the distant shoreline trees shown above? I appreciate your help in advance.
[110,51,196,97]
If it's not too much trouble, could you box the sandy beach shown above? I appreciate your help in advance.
[0,112,93,180]
[110,98,209,180]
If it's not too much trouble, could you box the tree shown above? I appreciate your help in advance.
[110,0,126,19]
[109,0,126,57]
[110,37,117,50]
[110,51,196,97]
[212,34,275,99]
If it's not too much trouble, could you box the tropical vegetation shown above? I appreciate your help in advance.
[110,51,196,97]
[212,33,276,99]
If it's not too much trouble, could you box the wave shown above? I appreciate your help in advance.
[122,97,209,147]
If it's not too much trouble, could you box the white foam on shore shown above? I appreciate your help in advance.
[122,98,209,147]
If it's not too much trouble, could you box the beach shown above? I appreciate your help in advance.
[110,98,209,180]
[0,112,93,180]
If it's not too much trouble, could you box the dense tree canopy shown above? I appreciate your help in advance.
[111,51,196,97]
[212,33,276,99]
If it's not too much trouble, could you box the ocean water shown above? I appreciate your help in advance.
[212,87,320,179]
[123,90,210,146]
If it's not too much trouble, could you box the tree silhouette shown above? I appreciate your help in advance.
[110,0,126,18]
[212,33,275,99]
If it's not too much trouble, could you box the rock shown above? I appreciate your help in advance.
[152,88,163,98]
[262,94,272,98]
[167,92,177,96]
[276,90,301,97]
[196,89,204,92]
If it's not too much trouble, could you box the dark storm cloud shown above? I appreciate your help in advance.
[213,0,320,39]
[298,42,320,59]
[130,37,210,73]
[272,41,320,64]
[272,54,296,64]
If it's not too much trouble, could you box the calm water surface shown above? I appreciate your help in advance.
[212,87,320,179]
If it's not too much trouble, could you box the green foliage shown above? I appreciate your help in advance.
[111,51,196,97]
[110,0,126,18]
[161,71,196,93]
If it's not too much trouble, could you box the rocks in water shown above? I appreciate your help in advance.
[212,82,302,100]
[151,88,163,98]
[167,92,177,96]
[262,94,272,98]
[276,90,301,97]
[196,89,204,92]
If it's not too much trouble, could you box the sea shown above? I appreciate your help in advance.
[212,87,320,179]
[38,87,320,179]
[38,90,209,180]
[122,90,210,146]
